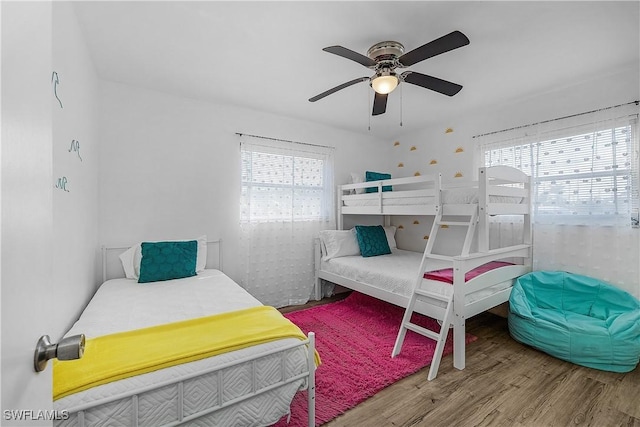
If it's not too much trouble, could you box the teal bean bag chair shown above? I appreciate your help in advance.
[509,271,640,372]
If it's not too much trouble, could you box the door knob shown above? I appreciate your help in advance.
[34,334,85,372]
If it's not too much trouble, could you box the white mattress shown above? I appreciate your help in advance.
[342,187,521,207]
[55,270,307,426]
[320,249,511,303]
[64,269,260,337]
[322,249,423,296]
[442,187,523,204]
[343,196,434,207]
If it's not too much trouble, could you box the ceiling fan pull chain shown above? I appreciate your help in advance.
[368,87,371,131]
[400,83,403,127]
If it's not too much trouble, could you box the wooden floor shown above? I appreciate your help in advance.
[284,294,640,427]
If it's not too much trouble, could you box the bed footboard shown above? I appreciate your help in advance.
[56,335,316,427]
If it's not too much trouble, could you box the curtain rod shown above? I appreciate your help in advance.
[235,132,334,150]
[472,100,639,139]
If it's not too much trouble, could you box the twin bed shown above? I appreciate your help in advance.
[54,240,316,427]
[316,166,532,377]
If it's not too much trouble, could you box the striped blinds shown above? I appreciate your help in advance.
[240,137,334,223]
[478,103,639,225]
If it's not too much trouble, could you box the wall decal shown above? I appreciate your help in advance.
[398,162,404,167]
[68,139,82,161]
[445,128,454,134]
[429,159,438,165]
[55,176,70,192]
[454,172,463,178]
[52,71,63,108]
[410,146,417,151]
[414,171,421,176]
[455,147,464,153]
[393,141,400,147]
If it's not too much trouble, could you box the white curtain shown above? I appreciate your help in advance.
[477,102,640,298]
[238,134,335,307]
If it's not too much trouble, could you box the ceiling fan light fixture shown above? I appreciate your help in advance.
[311,31,469,114]
[371,72,398,95]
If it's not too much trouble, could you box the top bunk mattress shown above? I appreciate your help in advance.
[342,187,523,207]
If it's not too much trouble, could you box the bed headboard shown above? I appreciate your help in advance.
[101,239,223,282]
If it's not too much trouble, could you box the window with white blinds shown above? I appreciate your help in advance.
[478,104,639,225]
[240,137,334,223]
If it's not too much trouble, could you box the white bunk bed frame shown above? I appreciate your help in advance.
[59,240,316,427]
[315,166,532,377]
[338,174,441,221]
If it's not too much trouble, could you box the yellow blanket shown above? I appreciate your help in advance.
[54,306,319,400]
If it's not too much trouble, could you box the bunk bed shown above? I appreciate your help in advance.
[54,240,316,427]
[315,166,532,378]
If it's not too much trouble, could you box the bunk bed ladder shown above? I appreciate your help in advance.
[391,206,478,380]
[432,205,478,257]
[392,288,454,380]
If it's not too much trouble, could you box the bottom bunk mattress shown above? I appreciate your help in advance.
[320,249,512,303]
[54,269,311,427]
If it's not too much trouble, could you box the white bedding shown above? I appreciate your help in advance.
[442,187,523,204]
[55,270,307,426]
[342,187,522,207]
[321,249,510,303]
[64,269,260,337]
[343,196,434,207]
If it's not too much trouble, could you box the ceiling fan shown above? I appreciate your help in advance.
[309,31,470,116]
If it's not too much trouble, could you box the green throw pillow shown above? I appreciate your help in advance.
[355,225,392,257]
[365,171,392,193]
[138,240,197,283]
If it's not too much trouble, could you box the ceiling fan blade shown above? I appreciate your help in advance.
[323,46,377,67]
[398,31,470,67]
[372,92,388,116]
[402,72,463,97]
[309,77,369,102]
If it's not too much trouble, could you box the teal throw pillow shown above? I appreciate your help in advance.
[138,240,198,283]
[355,225,392,257]
[365,171,392,193]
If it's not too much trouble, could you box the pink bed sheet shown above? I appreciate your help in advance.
[424,261,514,284]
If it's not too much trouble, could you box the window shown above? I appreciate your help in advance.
[238,134,335,307]
[478,106,639,225]
[240,137,334,223]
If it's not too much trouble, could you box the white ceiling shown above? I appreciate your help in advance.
[72,1,639,140]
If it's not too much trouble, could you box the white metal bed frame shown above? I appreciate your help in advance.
[59,240,316,427]
[315,166,532,376]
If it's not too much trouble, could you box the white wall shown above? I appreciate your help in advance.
[52,2,100,339]
[386,65,640,296]
[98,81,388,285]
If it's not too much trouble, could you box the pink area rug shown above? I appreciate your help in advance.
[273,292,477,426]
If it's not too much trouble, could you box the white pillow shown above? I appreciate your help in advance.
[119,235,208,279]
[319,229,360,260]
[384,226,397,249]
[350,172,365,194]
[119,244,139,279]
